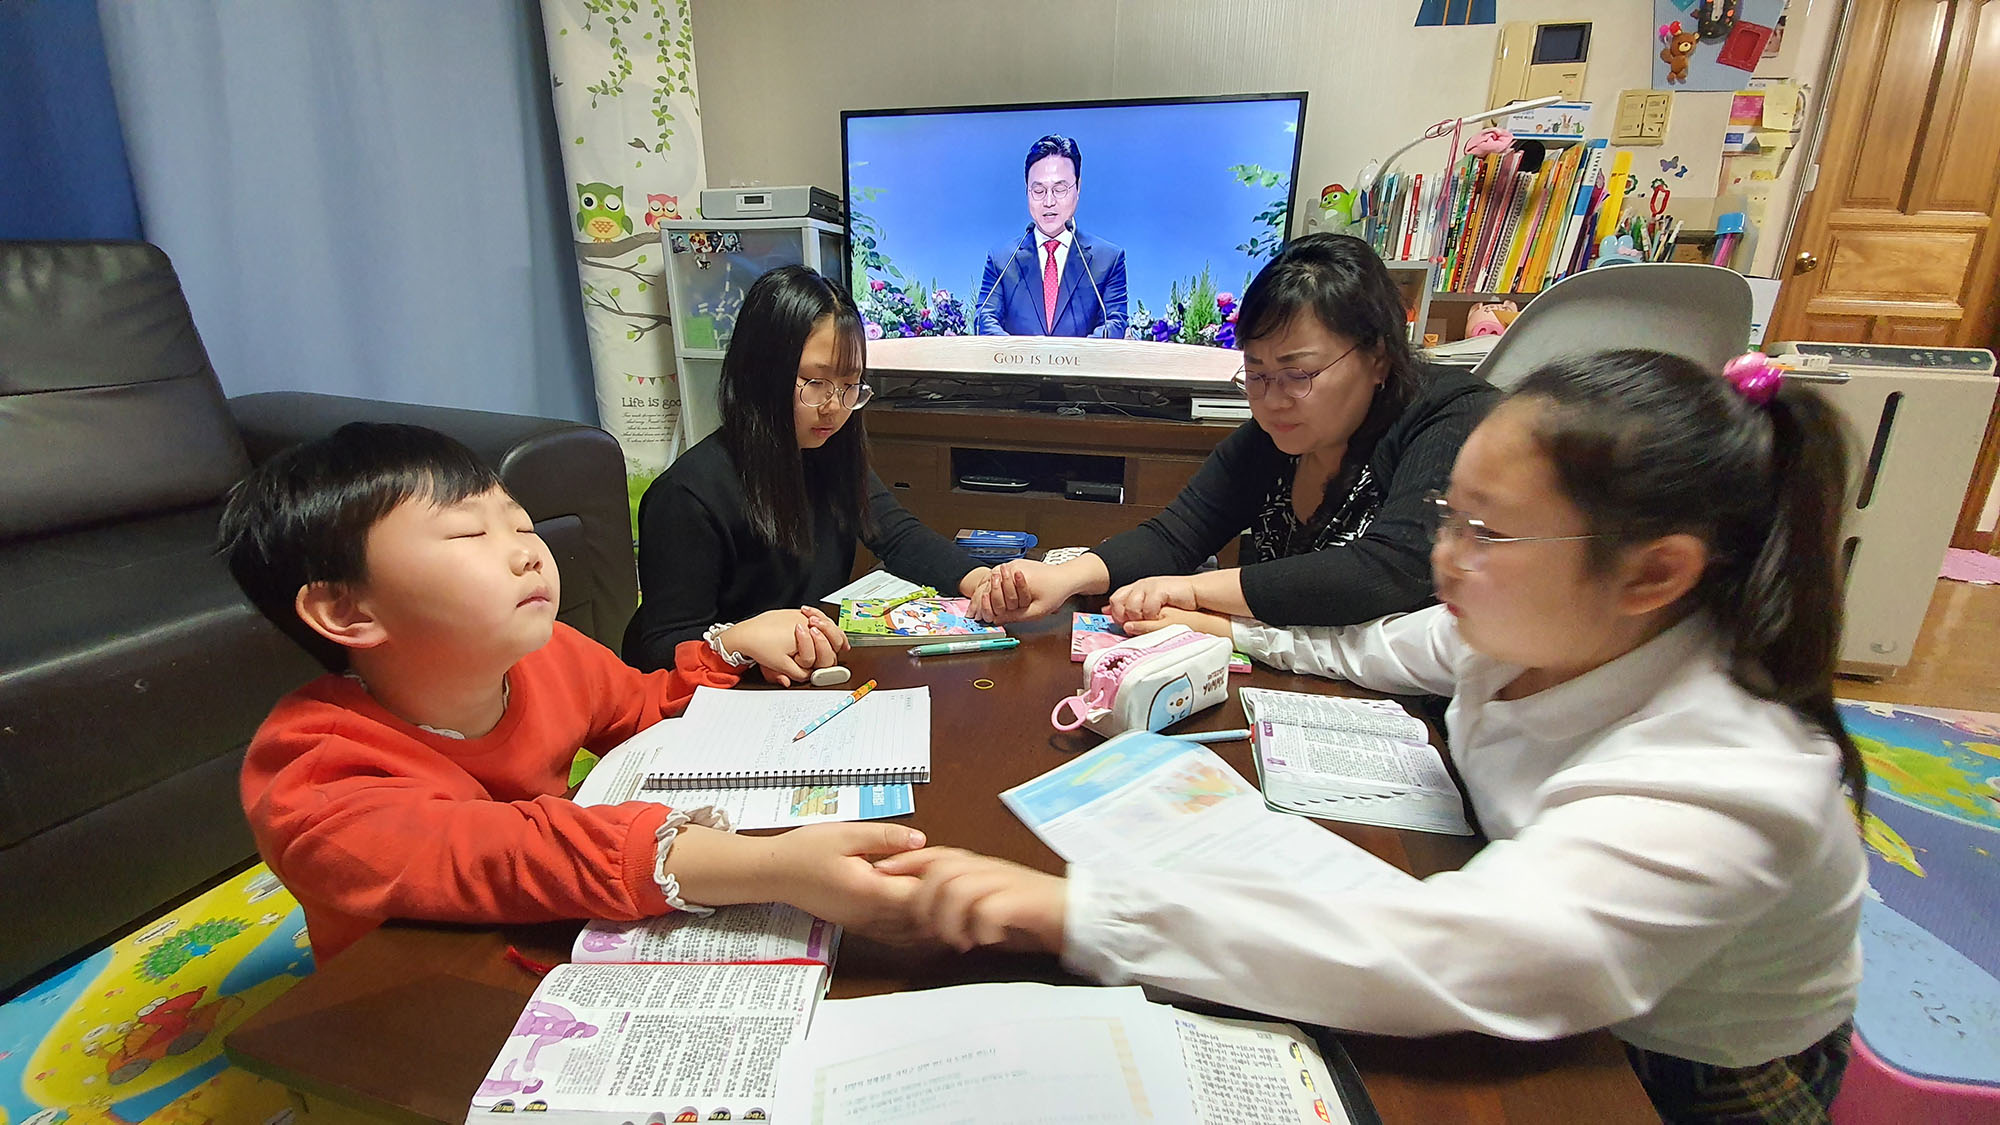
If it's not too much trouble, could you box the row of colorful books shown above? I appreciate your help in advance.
[1365,139,1646,297]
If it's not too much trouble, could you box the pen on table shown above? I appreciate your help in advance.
[1166,728,1252,743]
[908,637,1020,657]
[793,679,877,741]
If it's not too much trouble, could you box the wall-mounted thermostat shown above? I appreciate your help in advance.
[1489,21,1591,108]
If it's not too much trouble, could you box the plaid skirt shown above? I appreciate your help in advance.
[1626,1022,1853,1124]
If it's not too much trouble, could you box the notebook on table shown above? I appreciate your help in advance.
[575,717,916,828]
[638,685,932,792]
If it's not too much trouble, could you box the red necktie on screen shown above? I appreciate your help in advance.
[1043,239,1061,330]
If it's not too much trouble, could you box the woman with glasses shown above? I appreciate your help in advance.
[975,233,1496,630]
[623,265,988,677]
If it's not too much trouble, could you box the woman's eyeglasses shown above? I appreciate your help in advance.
[1423,491,1601,572]
[1232,342,1361,401]
[797,378,873,410]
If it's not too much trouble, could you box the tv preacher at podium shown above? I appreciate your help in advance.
[974,135,1128,338]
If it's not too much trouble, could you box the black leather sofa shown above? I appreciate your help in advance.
[0,241,638,991]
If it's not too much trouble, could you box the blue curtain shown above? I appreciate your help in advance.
[95,0,598,423]
[0,0,144,240]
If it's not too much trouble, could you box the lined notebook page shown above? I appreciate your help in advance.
[642,685,931,789]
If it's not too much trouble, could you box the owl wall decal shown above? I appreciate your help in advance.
[644,194,682,228]
[575,183,632,242]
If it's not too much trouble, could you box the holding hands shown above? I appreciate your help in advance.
[969,554,1112,623]
[874,847,1067,954]
[718,606,849,686]
[770,823,932,944]
[1118,606,1234,639]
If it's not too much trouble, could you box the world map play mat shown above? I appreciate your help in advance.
[1839,700,2000,1089]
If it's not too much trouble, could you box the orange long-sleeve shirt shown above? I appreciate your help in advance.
[241,623,741,963]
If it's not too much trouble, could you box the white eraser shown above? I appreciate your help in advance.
[809,666,852,687]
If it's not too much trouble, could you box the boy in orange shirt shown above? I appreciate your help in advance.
[220,422,924,962]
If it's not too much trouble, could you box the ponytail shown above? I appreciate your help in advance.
[1721,387,1866,813]
[1513,350,1866,814]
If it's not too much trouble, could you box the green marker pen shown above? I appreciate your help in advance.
[908,637,1020,657]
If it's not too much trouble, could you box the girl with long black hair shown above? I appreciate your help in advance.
[624,266,986,677]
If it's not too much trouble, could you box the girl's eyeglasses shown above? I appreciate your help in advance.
[1232,342,1361,401]
[797,378,873,409]
[1423,491,1601,572]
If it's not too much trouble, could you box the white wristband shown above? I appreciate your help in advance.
[702,621,756,668]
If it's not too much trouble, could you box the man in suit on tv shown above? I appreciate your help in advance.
[974,135,1128,338]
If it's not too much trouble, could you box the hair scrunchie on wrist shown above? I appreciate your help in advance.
[1723,351,1784,406]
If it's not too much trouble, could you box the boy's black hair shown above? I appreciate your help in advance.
[1512,349,1865,813]
[717,264,871,558]
[216,422,505,673]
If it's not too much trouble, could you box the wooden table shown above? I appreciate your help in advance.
[225,611,1654,1123]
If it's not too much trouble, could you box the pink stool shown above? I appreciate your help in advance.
[1831,1032,2000,1124]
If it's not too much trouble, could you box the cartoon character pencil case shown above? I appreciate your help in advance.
[1050,624,1231,739]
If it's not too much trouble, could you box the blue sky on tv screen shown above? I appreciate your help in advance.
[846,98,1301,329]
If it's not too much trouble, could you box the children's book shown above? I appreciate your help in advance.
[836,596,1004,647]
[1239,688,1473,836]
[640,685,932,791]
[576,717,916,827]
[1070,611,1128,661]
[467,963,823,1122]
[776,981,1375,1124]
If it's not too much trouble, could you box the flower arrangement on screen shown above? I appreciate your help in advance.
[857,280,969,339]
[857,277,1240,349]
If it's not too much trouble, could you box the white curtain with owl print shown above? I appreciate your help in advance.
[95,0,598,423]
[540,0,706,495]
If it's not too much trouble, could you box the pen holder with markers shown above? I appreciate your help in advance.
[1050,625,1232,739]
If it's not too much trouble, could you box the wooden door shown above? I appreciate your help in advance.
[1770,0,2000,347]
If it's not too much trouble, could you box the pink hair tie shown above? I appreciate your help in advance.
[1723,352,1783,406]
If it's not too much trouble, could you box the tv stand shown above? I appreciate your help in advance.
[862,402,1242,566]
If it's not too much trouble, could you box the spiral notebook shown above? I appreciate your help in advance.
[640,685,931,791]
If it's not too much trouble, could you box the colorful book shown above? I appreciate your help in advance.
[1551,140,1608,287]
[1496,162,1546,293]
[838,596,1005,647]
[1071,612,1128,662]
[1480,170,1532,293]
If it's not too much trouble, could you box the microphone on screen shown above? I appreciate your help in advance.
[1067,219,1114,339]
[972,223,1036,334]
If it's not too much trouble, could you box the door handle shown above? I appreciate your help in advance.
[1794,251,1820,274]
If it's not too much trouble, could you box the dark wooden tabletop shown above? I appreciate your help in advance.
[224,611,1655,1124]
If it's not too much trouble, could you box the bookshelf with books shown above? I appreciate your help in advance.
[1366,136,1700,342]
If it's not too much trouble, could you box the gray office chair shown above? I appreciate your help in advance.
[1473,263,1753,389]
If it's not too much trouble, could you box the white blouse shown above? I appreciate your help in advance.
[1062,607,1864,1067]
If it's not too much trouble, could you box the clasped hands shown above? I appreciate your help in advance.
[795,827,1072,955]
[967,557,1234,639]
[716,606,849,686]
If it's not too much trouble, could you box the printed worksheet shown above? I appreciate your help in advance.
[1001,732,1411,891]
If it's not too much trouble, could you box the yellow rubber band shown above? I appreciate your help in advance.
[973,678,995,690]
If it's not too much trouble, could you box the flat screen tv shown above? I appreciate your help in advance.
[841,93,1306,347]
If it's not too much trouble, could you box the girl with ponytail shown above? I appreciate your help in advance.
[884,349,1869,1124]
